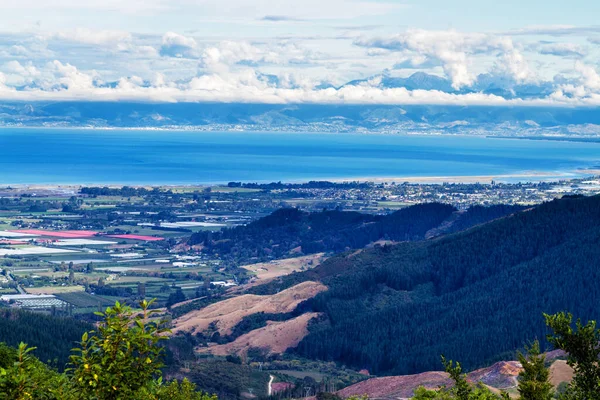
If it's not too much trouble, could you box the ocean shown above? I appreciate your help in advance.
[1,128,599,185]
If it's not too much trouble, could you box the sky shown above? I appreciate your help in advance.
[0,0,600,105]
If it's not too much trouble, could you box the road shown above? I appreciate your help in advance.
[6,271,25,294]
[268,375,274,396]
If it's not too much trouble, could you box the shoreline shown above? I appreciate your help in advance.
[2,126,600,142]
[2,171,598,190]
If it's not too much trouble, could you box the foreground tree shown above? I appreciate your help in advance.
[0,300,216,400]
[545,312,600,399]
[516,340,554,400]
[70,299,170,399]
[0,342,68,400]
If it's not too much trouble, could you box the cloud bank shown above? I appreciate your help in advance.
[0,27,599,106]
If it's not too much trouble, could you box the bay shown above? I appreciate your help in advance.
[1,128,599,185]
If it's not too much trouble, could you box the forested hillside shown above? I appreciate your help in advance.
[441,204,528,235]
[245,195,600,375]
[0,309,90,369]
[189,203,525,263]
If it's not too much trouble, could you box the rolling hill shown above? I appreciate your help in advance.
[238,194,600,375]
[189,203,525,264]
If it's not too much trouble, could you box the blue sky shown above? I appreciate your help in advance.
[0,0,599,105]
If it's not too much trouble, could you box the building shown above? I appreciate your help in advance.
[0,294,67,309]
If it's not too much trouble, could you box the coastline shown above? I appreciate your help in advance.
[328,171,593,184]
[2,170,598,190]
[2,125,600,142]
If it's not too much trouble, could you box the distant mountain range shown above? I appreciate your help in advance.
[0,72,599,135]
[342,71,556,100]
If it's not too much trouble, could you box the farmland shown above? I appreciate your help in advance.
[0,185,266,314]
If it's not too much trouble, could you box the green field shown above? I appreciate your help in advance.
[270,370,326,382]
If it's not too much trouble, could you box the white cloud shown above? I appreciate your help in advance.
[159,32,199,58]
[506,25,600,36]
[536,42,588,58]
[1,64,600,107]
[44,60,97,91]
[200,41,278,70]
[0,61,40,86]
[392,55,441,70]
[2,40,53,59]
[575,61,600,90]
[50,29,132,46]
[132,45,160,58]
[494,50,535,83]
[588,36,600,45]
[366,48,391,57]
[1,27,600,107]
[354,30,524,89]
[549,62,600,101]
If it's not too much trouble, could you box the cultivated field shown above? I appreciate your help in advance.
[27,285,85,294]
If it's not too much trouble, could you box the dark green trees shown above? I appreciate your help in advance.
[166,288,186,309]
[0,342,69,400]
[294,194,600,375]
[516,341,554,400]
[0,300,217,400]
[545,312,600,399]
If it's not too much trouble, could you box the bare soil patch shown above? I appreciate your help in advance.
[172,281,327,335]
[199,312,321,356]
[242,253,325,281]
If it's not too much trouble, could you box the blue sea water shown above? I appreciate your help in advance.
[1,128,599,185]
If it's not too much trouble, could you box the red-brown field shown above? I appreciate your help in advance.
[0,239,27,245]
[10,229,99,238]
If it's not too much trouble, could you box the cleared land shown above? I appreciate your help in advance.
[173,281,327,335]
[199,312,322,356]
[337,359,569,399]
[27,285,85,294]
[242,254,326,281]
[337,371,452,399]
[549,360,574,387]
